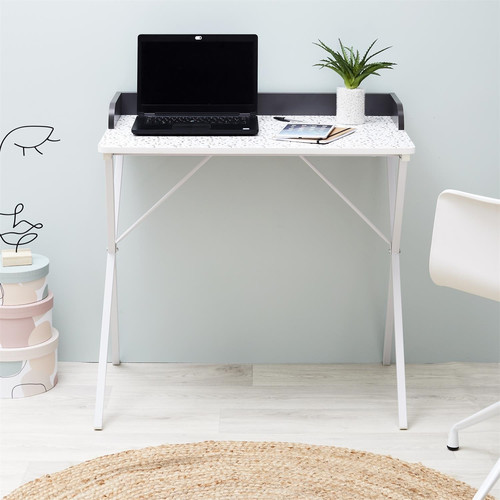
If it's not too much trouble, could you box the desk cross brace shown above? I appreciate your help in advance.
[95,152,409,430]
[299,155,391,247]
[116,156,213,246]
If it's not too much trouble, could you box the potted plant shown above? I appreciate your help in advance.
[314,39,396,125]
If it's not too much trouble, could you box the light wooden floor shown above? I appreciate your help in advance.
[1,362,499,498]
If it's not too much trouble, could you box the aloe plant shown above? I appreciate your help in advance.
[314,39,396,89]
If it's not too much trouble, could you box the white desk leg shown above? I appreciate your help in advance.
[383,267,394,366]
[391,250,408,429]
[383,157,398,365]
[94,153,118,430]
[110,268,119,366]
[389,156,409,430]
[110,155,123,366]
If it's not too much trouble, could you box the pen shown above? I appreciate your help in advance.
[273,116,305,123]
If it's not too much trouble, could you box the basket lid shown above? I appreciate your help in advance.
[0,254,49,283]
[0,291,53,319]
[0,328,59,361]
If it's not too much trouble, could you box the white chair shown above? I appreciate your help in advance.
[429,189,500,500]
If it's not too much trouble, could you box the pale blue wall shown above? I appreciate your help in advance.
[0,0,498,362]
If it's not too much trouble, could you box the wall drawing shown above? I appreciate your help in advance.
[0,125,60,156]
[0,203,43,252]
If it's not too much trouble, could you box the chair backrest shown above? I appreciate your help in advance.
[429,189,500,302]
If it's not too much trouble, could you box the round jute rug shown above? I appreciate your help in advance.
[5,441,492,499]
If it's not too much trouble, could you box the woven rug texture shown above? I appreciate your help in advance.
[5,441,494,499]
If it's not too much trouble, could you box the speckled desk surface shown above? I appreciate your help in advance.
[98,115,415,157]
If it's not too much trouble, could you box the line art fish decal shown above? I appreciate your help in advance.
[0,125,60,156]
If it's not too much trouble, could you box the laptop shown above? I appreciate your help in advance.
[131,34,259,136]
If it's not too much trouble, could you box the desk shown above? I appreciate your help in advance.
[96,93,415,430]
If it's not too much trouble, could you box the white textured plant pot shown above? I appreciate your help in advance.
[336,87,365,125]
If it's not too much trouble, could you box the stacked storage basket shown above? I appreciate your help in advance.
[0,254,58,398]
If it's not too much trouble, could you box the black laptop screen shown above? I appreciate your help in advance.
[137,34,258,114]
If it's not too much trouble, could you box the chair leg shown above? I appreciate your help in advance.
[473,457,500,500]
[447,402,500,450]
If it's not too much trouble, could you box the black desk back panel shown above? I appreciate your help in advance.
[108,92,405,130]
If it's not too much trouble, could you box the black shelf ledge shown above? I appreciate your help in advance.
[108,92,405,131]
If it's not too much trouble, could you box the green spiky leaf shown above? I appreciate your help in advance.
[313,39,396,89]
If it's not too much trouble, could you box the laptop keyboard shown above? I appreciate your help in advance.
[132,113,258,136]
[145,115,250,127]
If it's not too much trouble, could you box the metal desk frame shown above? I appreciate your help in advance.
[95,92,415,430]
